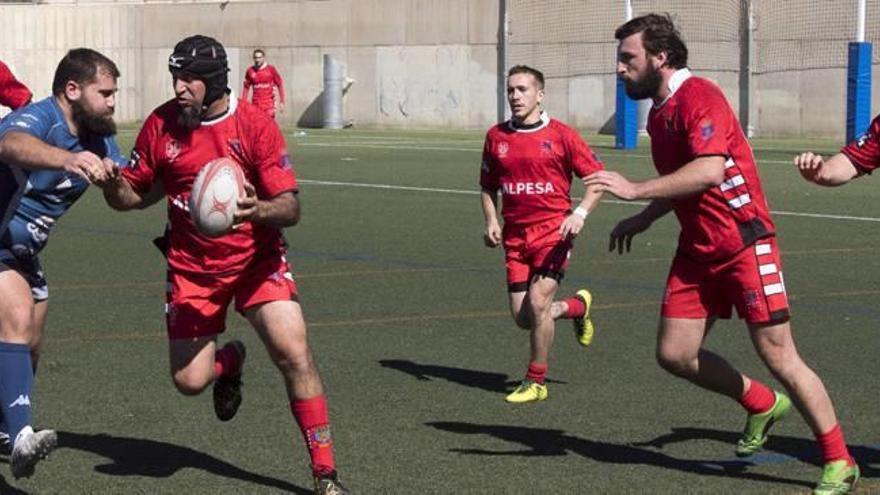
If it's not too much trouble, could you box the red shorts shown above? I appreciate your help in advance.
[165,254,298,339]
[255,103,276,119]
[503,218,572,292]
[662,237,790,325]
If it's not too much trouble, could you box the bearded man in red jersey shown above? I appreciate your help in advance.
[99,35,348,495]
[584,14,858,495]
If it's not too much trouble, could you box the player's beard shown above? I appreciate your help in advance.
[178,105,202,131]
[624,64,662,100]
[72,100,116,137]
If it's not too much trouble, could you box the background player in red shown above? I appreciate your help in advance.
[793,116,880,185]
[480,65,604,404]
[0,60,32,113]
[242,48,285,119]
[98,35,348,495]
[584,15,858,494]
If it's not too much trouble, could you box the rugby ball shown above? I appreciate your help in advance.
[189,157,246,238]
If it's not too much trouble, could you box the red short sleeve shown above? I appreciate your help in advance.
[251,120,297,198]
[121,115,160,194]
[841,115,880,174]
[564,129,604,178]
[680,84,733,159]
[479,131,500,190]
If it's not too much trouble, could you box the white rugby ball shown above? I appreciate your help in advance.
[189,157,246,238]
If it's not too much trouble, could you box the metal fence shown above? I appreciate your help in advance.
[508,0,880,78]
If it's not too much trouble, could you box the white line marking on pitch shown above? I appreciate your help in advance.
[299,179,880,223]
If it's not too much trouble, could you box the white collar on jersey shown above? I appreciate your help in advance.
[201,90,238,127]
[654,68,692,109]
[507,111,550,133]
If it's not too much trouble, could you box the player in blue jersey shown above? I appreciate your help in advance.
[0,48,121,479]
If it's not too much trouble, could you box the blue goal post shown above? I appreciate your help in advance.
[615,77,638,149]
[846,41,872,143]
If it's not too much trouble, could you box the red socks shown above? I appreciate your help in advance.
[525,361,548,384]
[817,424,855,465]
[739,379,776,415]
[562,296,586,319]
[291,395,336,476]
[214,345,243,379]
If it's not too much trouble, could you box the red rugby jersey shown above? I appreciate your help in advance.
[243,64,284,113]
[480,113,604,226]
[0,61,31,110]
[647,70,775,262]
[841,114,880,174]
[122,95,298,275]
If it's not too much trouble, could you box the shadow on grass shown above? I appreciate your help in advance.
[0,454,40,494]
[57,431,311,494]
[379,359,567,394]
[633,426,880,477]
[427,421,813,489]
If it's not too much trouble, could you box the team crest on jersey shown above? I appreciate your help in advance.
[700,119,715,141]
[228,138,243,156]
[540,140,554,155]
[497,142,509,157]
[165,139,182,162]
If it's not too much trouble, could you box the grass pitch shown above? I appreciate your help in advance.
[3,128,878,494]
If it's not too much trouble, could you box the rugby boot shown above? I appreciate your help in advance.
[314,470,350,495]
[213,340,246,421]
[813,460,859,495]
[505,380,548,403]
[735,390,791,457]
[10,427,57,479]
[573,289,596,347]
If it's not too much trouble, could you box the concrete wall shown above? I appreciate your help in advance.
[0,0,871,137]
[0,0,502,130]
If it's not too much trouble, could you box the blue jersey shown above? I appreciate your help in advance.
[0,96,124,259]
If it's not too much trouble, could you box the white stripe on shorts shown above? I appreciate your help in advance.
[759,263,778,275]
[728,193,751,209]
[755,243,772,256]
[720,174,745,192]
[764,283,784,296]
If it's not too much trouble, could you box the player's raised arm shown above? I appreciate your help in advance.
[583,156,725,201]
[0,131,107,182]
[793,152,859,186]
[97,170,156,211]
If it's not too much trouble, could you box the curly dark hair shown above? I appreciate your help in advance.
[615,13,688,69]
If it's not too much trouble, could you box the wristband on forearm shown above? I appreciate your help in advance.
[573,206,589,219]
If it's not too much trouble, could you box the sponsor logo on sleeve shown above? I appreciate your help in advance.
[699,119,715,141]
[857,132,871,148]
[700,120,715,141]
[279,153,293,172]
[129,149,141,170]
